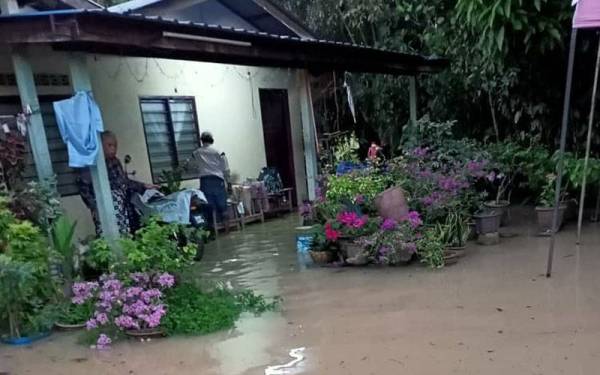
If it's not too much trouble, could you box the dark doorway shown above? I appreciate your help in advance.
[259,89,297,205]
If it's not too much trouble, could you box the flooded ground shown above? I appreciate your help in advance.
[3,208,600,374]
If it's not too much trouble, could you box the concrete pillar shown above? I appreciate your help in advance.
[67,53,120,241]
[11,49,54,180]
[0,0,19,14]
[299,70,318,201]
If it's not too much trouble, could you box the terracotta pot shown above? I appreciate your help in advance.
[309,251,334,264]
[443,250,461,266]
[535,205,567,236]
[55,322,86,330]
[446,246,466,257]
[125,328,165,338]
[473,211,501,235]
[484,200,510,226]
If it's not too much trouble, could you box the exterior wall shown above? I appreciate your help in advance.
[0,46,309,238]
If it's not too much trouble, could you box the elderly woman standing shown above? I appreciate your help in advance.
[78,131,156,235]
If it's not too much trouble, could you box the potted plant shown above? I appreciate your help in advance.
[535,174,567,236]
[473,209,501,235]
[0,255,55,345]
[55,299,93,330]
[334,211,378,264]
[442,211,470,253]
[308,224,337,264]
[485,142,528,226]
[416,226,447,268]
[51,215,77,296]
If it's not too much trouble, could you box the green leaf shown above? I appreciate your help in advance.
[534,0,541,11]
[496,26,505,51]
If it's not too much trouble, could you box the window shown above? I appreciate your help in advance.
[0,96,78,196]
[139,97,200,183]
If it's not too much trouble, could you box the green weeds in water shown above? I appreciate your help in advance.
[162,284,280,336]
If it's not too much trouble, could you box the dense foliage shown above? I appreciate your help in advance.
[280,0,595,151]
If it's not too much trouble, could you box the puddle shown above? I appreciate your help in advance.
[3,212,600,374]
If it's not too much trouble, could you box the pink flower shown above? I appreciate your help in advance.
[337,212,368,229]
[325,223,341,242]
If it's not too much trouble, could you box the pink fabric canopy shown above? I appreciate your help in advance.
[574,0,600,29]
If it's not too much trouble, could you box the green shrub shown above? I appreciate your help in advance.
[162,284,279,336]
[326,175,389,204]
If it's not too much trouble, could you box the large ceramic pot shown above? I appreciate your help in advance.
[484,200,510,226]
[473,211,501,235]
[338,239,368,266]
[535,205,567,236]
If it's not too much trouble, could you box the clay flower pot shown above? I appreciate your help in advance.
[484,200,510,226]
[535,205,567,236]
[473,211,501,235]
[309,251,334,264]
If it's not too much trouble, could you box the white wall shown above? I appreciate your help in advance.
[0,46,309,238]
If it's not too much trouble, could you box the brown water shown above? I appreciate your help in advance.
[2,209,600,374]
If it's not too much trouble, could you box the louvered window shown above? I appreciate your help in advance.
[139,97,200,183]
[0,96,78,196]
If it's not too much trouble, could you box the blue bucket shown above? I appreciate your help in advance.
[296,234,314,253]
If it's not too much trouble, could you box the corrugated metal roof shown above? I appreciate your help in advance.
[0,9,449,74]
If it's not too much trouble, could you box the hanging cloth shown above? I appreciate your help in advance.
[343,75,357,124]
[53,91,104,168]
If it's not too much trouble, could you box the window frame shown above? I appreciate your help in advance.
[138,96,201,184]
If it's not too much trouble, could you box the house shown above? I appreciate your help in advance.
[0,0,448,238]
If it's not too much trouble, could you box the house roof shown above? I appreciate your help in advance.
[0,9,449,75]
[109,0,315,38]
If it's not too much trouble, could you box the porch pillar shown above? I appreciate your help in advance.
[0,0,18,14]
[299,70,318,201]
[67,53,120,241]
[11,49,54,180]
[409,76,418,129]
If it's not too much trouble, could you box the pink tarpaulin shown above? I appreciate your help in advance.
[574,0,600,29]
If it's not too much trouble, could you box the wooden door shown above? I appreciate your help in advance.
[259,89,297,205]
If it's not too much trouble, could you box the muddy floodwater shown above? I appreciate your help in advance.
[2,209,600,374]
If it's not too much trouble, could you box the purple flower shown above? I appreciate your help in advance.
[378,246,391,256]
[130,272,150,286]
[155,273,175,289]
[125,287,144,299]
[412,147,429,158]
[405,211,423,229]
[404,242,417,255]
[141,289,162,303]
[486,171,497,182]
[354,194,365,205]
[96,334,112,350]
[115,315,139,330]
[95,312,109,325]
[380,218,397,231]
[86,319,98,330]
[71,282,98,304]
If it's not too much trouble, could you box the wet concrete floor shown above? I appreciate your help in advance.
[2,209,600,374]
